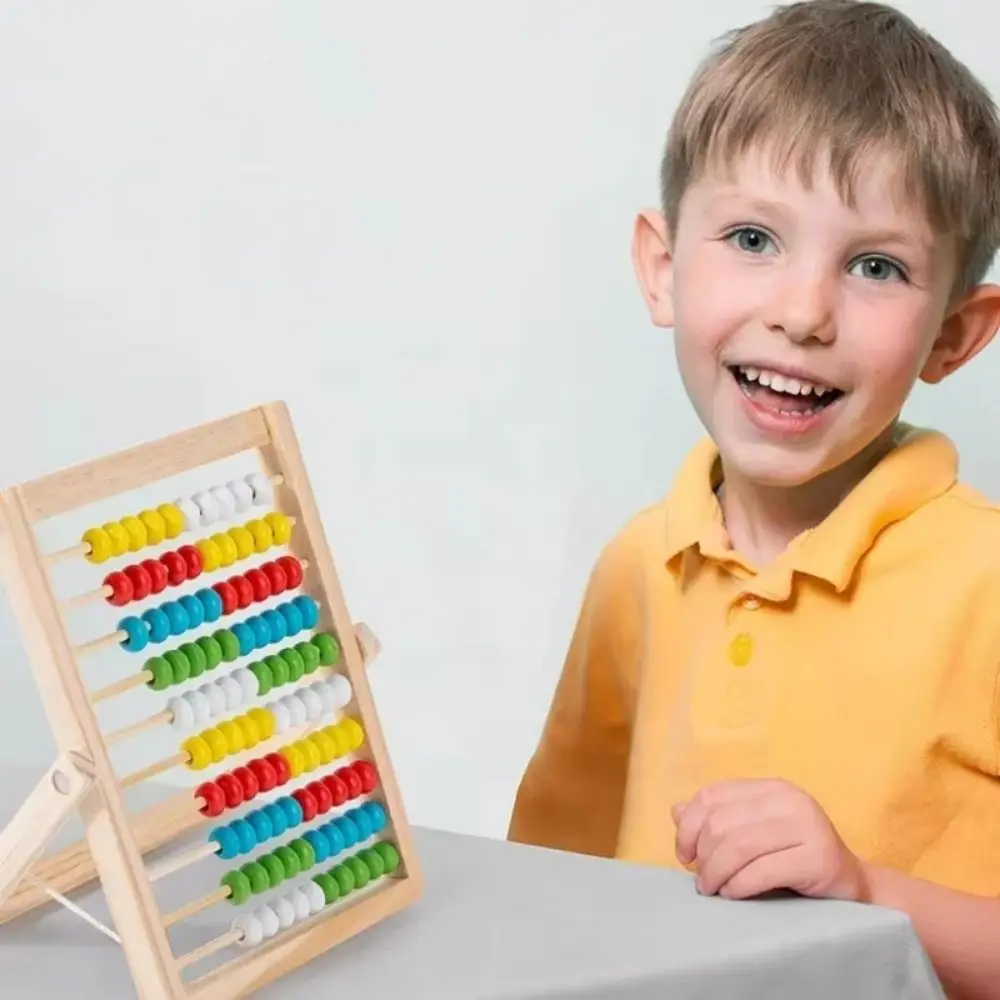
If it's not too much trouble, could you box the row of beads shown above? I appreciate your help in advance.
[232,842,400,948]
[168,669,352,733]
[118,591,319,654]
[101,520,294,607]
[82,473,274,565]
[210,772,381,860]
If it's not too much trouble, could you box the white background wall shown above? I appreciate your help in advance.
[0,0,995,840]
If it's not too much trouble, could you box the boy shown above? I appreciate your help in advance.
[507,3,1000,998]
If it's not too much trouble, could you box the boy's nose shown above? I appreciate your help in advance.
[762,274,836,344]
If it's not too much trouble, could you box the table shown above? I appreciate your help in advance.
[0,771,944,999]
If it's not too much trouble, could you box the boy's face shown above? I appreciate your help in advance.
[634,147,995,491]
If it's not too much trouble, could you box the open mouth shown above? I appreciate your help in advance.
[727,364,845,416]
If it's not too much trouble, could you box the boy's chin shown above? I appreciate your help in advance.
[716,440,841,491]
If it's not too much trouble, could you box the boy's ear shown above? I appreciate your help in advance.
[632,209,675,328]
[921,283,1000,383]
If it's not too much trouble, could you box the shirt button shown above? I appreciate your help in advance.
[728,633,753,666]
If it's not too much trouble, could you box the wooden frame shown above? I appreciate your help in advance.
[0,401,422,999]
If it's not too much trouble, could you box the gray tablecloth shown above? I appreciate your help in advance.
[0,771,944,999]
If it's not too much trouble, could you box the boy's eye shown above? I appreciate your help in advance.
[849,255,907,283]
[725,226,776,254]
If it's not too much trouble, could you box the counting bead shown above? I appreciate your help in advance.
[231,667,257,702]
[365,801,387,832]
[322,724,350,759]
[265,752,291,785]
[193,490,220,525]
[104,521,131,557]
[308,779,334,814]
[223,870,253,907]
[264,512,292,545]
[232,819,257,854]
[158,503,184,539]
[235,713,262,750]
[254,853,285,892]
[274,895,297,929]
[278,601,304,637]
[298,641,321,674]
[338,765,363,799]
[142,558,169,594]
[245,809,273,843]
[174,498,200,532]
[269,700,292,735]
[144,656,172,691]
[298,687,324,721]
[124,564,152,600]
[227,478,255,513]
[328,674,353,708]
[263,654,287,687]
[204,728,230,763]
[184,736,213,770]
[290,887,312,921]
[346,855,370,888]
[182,689,213,726]
[210,485,237,521]
[340,717,365,751]
[197,781,225,817]
[264,802,289,838]
[262,609,287,643]
[244,567,271,602]
[121,516,148,552]
[177,595,205,633]
[302,879,326,914]
[82,527,113,564]
[177,544,202,579]
[213,581,238,616]
[234,912,263,948]
[218,675,243,711]
[160,550,187,586]
[142,607,171,644]
[247,615,271,648]
[330,863,355,895]
[324,774,349,807]
[375,841,400,874]
[139,509,167,546]
[225,623,251,659]
[274,845,301,880]
[294,787,318,823]
[103,571,132,606]
[304,828,332,864]
[256,904,281,939]
[167,695,195,729]
[230,574,254,609]
[311,871,338,906]
[309,729,337,765]
[179,640,206,678]
[360,846,385,879]
[310,678,337,714]
[213,531,239,567]
[281,694,308,727]
[117,616,148,653]
[242,864,271,900]
[246,472,274,506]
[295,597,320,631]
[247,705,275,741]
[211,825,242,860]
[299,738,323,772]
[262,561,287,594]
[313,631,338,665]
[160,647,188,683]
[197,634,224,670]
[229,525,255,560]
[196,683,224,722]
[281,744,305,779]
[354,761,378,793]
[337,816,361,849]
[278,648,304,684]
[277,555,303,588]
[321,819,347,855]
[195,538,222,573]
[291,837,316,872]
[162,601,189,636]
[216,772,244,808]
[249,757,278,792]
[249,661,273,696]
[349,807,373,840]
[246,519,274,554]
[215,629,240,662]
[217,719,245,755]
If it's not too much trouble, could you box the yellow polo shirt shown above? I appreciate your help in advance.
[507,424,1000,895]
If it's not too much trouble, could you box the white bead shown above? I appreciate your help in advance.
[182,689,214,726]
[310,680,336,714]
[281,693,307,727]
[167,696,194,730]
[199,682,227,718]
[219,675,244,712]
[274,896,296,930]
[234,913,264,947]
[290,888,311,921]
[297,686,323,721]
[227,478,254,513]
[246,472,274,506]
[255,904,281,939]
[302,880,325,914]
[191,490,219,525]
[328,673,353,709]
[231,667,258,702]
[209,485,237,521]
[175,497,201,532]
[268,700,292,734]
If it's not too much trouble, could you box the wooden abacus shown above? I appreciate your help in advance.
[0,401,422,998]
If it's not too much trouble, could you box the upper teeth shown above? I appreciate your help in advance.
[737,366,832,396]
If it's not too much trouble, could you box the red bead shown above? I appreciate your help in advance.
[337,766,363,799]
[216,772,244,809]
[352,760,378,794]
[213,580,239,616]
[229,574,254,609]
[293,788,318,822]
[307,780,333,814]
[232,765,259,802]
[323,774,349,806]
[124,564,152,601]
[196,781,225,817]
[245,567,271,602]
[248,757,278,793]
[103,571,133,607]
[262,561,288,595]
[265,752,290,785]
[277,556,304,589]
[178,544,203,579]
[160,550,187,587]
[142,558,169,595]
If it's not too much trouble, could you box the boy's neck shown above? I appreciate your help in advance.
[717,427,899,567]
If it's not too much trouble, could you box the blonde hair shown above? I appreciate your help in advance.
[661,0,1000,292]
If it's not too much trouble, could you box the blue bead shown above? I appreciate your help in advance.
[179,594,205,630]
[196,587,223,623]
[278,601,304,636]
[321,821,346,856]
[142,608,171,643]
[117,615,148,653]
[336,815,360,849]
[303,828,332,864]
[264,802,288,837]
[231,622,256,657]
[364,802,387,833]
[245,809,273,844]
[230,819,257,854]
[293,595,319,629]
[246,615,271,648]
[348,807,373,840]
[210,825,241,860]
[262,609,287,643]
[161,600,189,636]
[280,796,303,827]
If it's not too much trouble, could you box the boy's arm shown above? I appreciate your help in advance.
[507,539,638,858]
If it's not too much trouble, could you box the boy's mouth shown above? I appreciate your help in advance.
[727,364,845,417]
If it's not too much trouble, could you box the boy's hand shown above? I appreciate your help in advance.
[671,778,871,903]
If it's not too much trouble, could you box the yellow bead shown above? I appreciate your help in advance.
[728,634,753,667]
[339,717,365,751]
[310,729,337,765]
[296,738,321,772]
[82,527,113,564]
[265,512,292,545]
[228,525,255,560]
[196,538,222,573]
[212,532,239,567]
[138,509,166,546]
[120,515,147,552]
[281,744,305,778]
[236,713,261,750]
[203,728,229,763]
[247,707,275,741]
[184,736,213,770]
[246,518,274,553]
[103,521,130,557]
[158,503,184,539]
[217,720,245,755]
[325,724,351,758]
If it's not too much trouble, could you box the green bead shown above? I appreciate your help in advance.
[345,855,370,889]
[164,649,191,685]
[313,872,339,905]
[297,642,321,674]
[374,842,400,875]
[273,845,300,880]
[313,632,340,666]
[180,641,207,678]
[241,861,270,895]
[144,656,172,691]
[197,635,223,670]
[266,654,289,687]
[249,661,273,696]
[359,847,385,879]
[258,852,284,889]
[222,869,252,905]
[290,838,316,871]
[330,863,355,895]
[281,647,305,683]
[215,629,240,662]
